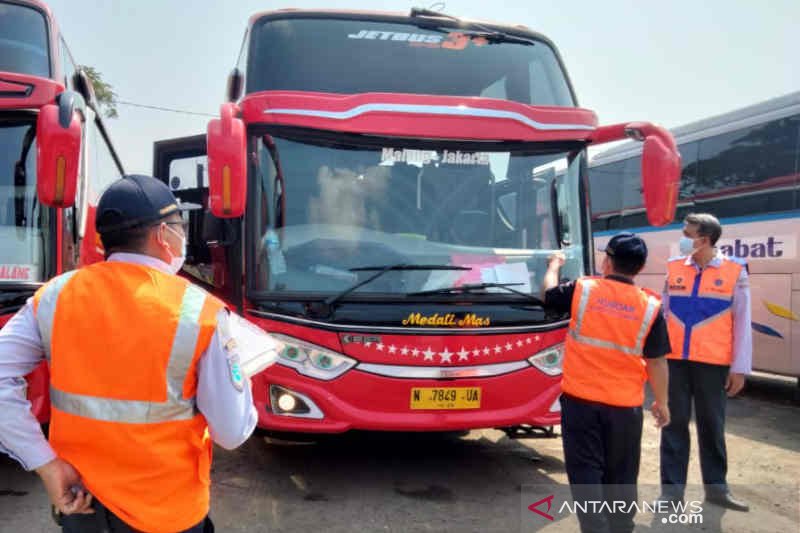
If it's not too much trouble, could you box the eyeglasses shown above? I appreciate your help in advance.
[153,220,188,232]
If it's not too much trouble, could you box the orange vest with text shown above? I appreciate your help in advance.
[33,262,225,533]
[561,277,661,407]
[665,256,743,365]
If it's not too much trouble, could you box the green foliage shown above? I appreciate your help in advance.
[78,65,118,119]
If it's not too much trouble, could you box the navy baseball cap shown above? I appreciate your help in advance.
[599,232,648,263]
[95,175,197,234]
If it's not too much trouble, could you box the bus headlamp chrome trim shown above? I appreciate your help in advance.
[272,333,357,380]
[356,360,530,379]
[528,343,565,376]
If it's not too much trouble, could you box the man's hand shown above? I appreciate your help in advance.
[650,401,670,428]
[35,458,94,515]
[541,252,566,299]
[547,252,566,270]
[725,372,746,397]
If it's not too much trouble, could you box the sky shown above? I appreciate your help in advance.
[44,0,799,175]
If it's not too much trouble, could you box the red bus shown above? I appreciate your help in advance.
[0,0,124,422]
[154,9,679,437]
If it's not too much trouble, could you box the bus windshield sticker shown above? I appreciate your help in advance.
[0,264,37,282]
[401,312,491,327]
[347,30,489,50]
[380,148,490,166]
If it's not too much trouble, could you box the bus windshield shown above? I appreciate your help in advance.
[0,2,49,78]
[250,134,585,299]
[0,121,48,284]
[247,17,574,107]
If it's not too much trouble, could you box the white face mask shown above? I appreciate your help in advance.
[678,236,697,256]
[164,224,186,274]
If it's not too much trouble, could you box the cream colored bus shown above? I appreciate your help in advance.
[590,91,800,378]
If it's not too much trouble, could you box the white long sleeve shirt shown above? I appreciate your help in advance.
[0,253,257,470]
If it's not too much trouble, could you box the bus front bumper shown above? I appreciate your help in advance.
[251,364,562,433]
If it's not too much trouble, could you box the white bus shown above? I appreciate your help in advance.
[589,91,800,378]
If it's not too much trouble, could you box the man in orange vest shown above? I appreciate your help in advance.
[0,175,258,532]
[543,232,671,533]
[659,213,751,512]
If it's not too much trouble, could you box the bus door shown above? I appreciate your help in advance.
[152,135,242,310]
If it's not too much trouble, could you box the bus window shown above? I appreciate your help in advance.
[694,115,800,217]
[590,139,701,231]
[166,155,215,287]
[59,36,77,90]
[0,122,49,282]
[0,2,49,78]
[247,18,574,106]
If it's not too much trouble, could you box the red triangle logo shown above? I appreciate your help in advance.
[528,494,555,521]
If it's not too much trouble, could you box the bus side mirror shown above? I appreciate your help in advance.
[36,91,83,207]
[226,68,243,102]
[625,123,681,227]
[207,102,247,218]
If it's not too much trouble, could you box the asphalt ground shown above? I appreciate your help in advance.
[1,373,797,532]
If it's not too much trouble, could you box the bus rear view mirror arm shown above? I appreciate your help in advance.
[590,122,681,227]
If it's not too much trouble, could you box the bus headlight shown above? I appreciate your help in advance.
[272,333,356,380]
[528,343,564,376]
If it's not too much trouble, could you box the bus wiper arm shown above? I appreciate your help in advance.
[324,264,471,309]
[410,8,535,46]
[461,31,535,46]
[409,7,460,21]
[408,282,544,304]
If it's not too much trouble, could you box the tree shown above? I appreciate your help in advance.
[78,65,118,118]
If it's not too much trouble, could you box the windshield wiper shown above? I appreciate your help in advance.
[409,7,460,21]
[323,264,471,310]
[408,282,544,304]
[409,7,535,45]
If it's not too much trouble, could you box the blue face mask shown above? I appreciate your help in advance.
[678,236,696,256]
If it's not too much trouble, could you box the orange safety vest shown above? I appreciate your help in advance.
[665,256,743,366]
[561,277,661,407]
[33,262,225,533]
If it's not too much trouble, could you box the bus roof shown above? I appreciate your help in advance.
[248,8,533,31]
[591,90,800,165]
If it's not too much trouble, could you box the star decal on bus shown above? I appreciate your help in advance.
[353,336,547,363]
[439,348,453,364]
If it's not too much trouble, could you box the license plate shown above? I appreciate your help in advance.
[410,387,481,410]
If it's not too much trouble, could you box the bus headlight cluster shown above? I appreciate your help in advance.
[528,343,564,376]
[272,333,356,380]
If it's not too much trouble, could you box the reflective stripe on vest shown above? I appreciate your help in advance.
[36,271,78,361]
[665,257,741,363]
[569,280,660,356]
[38,282,208,424]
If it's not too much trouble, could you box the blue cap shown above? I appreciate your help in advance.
[95,175,196,234]
[599,232,648,263]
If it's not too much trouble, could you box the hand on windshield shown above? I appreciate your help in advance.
[547,251,566,270]
[541,251,565,299]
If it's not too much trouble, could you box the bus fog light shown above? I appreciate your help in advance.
[278,393,297,412]
[268,385,324,419]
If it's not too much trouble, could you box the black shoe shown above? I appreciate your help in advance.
[653,493,683,509]
[705,490,749,512]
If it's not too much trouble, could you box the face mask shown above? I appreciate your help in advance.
[678,236,697,256]
[164,224,186,274]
